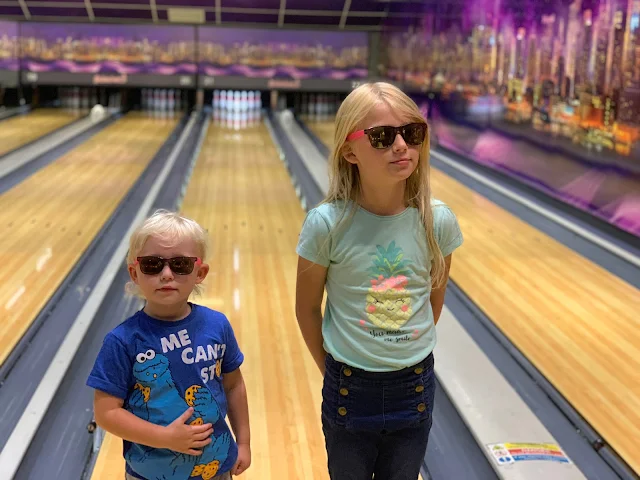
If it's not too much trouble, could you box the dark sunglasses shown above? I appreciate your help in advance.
[135,256,201,275]
[346,122,428,149]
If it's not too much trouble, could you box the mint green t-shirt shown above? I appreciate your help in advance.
[296,199,463,372]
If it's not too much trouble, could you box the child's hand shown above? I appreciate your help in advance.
[163,407,213,455]
[231,443,251,476]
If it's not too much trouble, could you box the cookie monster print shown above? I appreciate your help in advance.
[125,349,229,479]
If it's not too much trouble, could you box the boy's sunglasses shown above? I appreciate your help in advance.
[346,122,428,149]
[135,256,201,275]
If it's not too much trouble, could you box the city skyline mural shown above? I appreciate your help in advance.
[19,23,196,75]
[382,0,640,237]
[383,0,640,158]
[198,27,368,80]
[0,20,18,71]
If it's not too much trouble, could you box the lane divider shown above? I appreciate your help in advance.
[0,113,198,480]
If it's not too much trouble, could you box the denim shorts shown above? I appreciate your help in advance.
[321,354,436,480]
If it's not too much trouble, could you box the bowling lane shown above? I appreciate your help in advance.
[91,118,330,480]
[0,109,82,157]
[0,112,178,368]
[305,121,334,149]
[181,122,329,479]
[307,119,640,474]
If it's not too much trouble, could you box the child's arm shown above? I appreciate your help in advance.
[295,256,328,376]
[431,254,453,325]
[223,369,251,475]
[94,390,213,455]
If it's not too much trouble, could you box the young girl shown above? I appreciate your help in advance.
[87,210,251,480]
[295,82,463,479]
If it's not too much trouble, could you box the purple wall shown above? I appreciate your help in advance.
[198,26,368,79]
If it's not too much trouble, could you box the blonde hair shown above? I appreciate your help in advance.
[323,82,446,288]
[125,209,209,297]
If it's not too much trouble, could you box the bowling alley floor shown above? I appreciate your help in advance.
[1,105,639,480]
[303,117,640,477]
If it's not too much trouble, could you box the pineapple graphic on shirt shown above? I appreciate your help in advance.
[365,241,412,330]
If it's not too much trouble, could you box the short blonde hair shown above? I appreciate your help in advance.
[125,209,209,297]
[324,82,446,288]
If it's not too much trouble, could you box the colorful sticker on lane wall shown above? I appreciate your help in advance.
[486,443,572,466]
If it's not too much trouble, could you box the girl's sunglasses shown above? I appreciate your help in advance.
[135,256,201,275]
[346,122,428,149]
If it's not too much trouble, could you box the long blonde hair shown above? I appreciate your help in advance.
[322,82,446,288]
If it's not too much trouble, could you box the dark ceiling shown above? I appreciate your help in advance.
[0,0,431,30]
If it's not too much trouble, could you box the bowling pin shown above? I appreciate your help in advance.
[144,89,151,116]
[220,90,227,110]
[228,109,235,129]
[240,90,247,112]
[81,88,89,110]
[168,89,175,111]
[213,89,220,109]
[322,94,329,119]
[73,87,80,112]
[232,110,239,130]
[162,90,169,118]
[305,93,310,117]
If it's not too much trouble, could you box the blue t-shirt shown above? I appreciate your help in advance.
[87,303,244,480]
[296,199,463,372]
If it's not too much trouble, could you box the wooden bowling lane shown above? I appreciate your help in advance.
[90,430,126,480]
[182,122,329,480]
[91,120,330,480]
[0,109,82,157]
[433,170,640,473]
[306,121,335,150]
[0,112,178,368]
[308,119,640,474]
